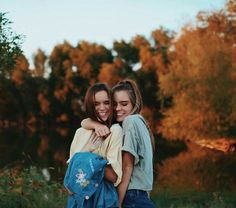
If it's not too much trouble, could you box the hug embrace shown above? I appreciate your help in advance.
[64,79,156,208]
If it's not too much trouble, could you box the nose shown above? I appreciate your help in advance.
[116,104,121,111]
[99,103,105,110]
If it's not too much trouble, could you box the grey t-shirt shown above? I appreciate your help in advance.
[122,114,153,191]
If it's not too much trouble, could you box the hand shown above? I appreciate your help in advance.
[65,187,73,195]
[94,124,110,138]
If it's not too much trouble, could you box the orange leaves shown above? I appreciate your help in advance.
[11,55,29,85]
[159,5,236,141]
[98,59,123,87]
[37,93,50,115]
[54,86,69,101]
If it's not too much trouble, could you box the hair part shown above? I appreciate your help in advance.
[84,83,112,127]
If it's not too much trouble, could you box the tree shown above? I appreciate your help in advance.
[158,1,236,141]
[32,49,47,77]
[0,13,22,78]
[0,13,23,123]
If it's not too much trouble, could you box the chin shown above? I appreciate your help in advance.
[116,117,123,122]
[101,117,109,122]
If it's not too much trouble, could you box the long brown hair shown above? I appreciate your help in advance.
[84,83,113,127]
[112,79,155,152]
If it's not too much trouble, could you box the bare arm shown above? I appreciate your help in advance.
[105,165,118,183]
[81,118,110,137]
[117,151,134,207]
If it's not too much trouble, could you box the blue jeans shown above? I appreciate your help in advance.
[123,190,156,208]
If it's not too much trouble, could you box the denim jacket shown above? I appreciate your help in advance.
[64,152,119,208]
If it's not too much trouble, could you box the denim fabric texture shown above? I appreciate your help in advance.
[123,190,156,208]
[64,152,119,208]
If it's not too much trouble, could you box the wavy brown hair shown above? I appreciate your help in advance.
[112,79,155,152]
[84,83,113,127]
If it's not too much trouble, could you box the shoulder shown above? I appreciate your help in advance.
[110,124,123,136]
[110,123,122,131]
[122,114,144,129]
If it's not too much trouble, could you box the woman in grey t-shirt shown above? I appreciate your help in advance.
[112,79,155,208]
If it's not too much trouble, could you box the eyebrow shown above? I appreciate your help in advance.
[119,101,129,103]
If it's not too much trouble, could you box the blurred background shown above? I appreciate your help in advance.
[1,0,236,207]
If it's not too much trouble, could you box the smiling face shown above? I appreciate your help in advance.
[113,90,133,122]
[94,90,111,122]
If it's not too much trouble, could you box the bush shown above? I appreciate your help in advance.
[0,166,67,208]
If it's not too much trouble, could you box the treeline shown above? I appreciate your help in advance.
[0,0,235,142]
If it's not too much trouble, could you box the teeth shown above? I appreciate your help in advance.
[99,112,106,116]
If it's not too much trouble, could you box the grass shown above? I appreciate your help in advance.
[1,166,236,208]
[151,188,236,208]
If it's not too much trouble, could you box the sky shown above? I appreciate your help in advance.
[2,0,226,67]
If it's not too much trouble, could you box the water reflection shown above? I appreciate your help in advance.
[0,126,77,181]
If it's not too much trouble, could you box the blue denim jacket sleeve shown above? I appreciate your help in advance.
[64,152,119,208]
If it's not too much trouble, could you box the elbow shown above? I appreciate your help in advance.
[81,119,85,127]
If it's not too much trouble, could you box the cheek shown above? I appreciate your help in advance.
[95,105,99,111]
[125,105,133,114]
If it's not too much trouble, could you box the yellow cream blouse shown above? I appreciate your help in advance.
[67,124,123,186]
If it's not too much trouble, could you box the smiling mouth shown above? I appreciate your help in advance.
[98,112,108,117]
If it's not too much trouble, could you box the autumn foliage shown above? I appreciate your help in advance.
[1,1,236,144]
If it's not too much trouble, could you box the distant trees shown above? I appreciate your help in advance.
[0,12,22,78]
[1,1,235,143]
[158,0,236,140]
[0,13,23,124]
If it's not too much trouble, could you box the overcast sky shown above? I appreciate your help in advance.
[2,0,226,65]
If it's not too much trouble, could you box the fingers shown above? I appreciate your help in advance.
[95,126,110,138]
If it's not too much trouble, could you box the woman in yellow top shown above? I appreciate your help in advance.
[67,83,123,187]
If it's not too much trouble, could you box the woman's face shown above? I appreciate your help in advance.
[94,90,110,122]
[113,90,133,122]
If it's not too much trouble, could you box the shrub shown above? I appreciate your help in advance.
[0,166,67,208]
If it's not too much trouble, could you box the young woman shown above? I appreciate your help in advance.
[113,79,155,208]
[82,79,156,207]
[65,83,123,207]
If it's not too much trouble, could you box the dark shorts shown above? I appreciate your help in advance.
[123,189,156,208]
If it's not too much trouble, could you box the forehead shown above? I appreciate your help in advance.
[94,90,109,101]
[114,90,130,101]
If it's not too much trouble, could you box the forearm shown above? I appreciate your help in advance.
[105,165,118,183]
[81,118,99,130]
[118,165,133,207]
[81,118,110,137]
